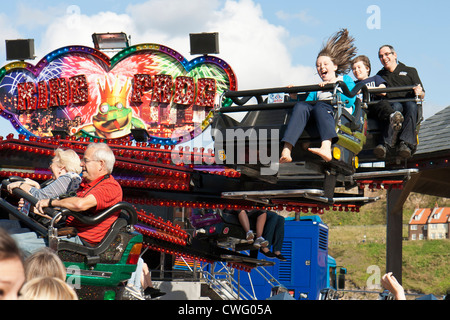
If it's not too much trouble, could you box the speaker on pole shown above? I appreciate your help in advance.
[5,39,35,61]
[189,32,219,55]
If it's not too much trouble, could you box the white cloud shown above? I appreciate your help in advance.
[126,0,221,37]
[15,3,67,29]
[6,0,317,90]
[206,0,316,88]
[126,0,317,88]
[37,10,135,57]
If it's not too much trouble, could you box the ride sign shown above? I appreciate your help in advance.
[0,44,237,143]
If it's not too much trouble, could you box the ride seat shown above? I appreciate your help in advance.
[54,202,138,266]
[57,218,132,265]
[342,98,365,131]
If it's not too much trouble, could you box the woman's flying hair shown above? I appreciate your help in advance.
[317,28,357,75]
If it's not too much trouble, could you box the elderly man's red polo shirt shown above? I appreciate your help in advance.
[65,174,122,245]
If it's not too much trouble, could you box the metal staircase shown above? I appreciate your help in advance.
[175,254,283,300]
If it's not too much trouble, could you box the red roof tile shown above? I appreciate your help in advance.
[409,208,432,225]
[428,207,450,224]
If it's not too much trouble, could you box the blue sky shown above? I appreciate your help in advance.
[0,0,448,139]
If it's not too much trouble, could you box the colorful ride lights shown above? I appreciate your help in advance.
[0,171,52,181]
[128,196,361,213]
[0,143,55,156]
[127,197,272,212]
[227,263,252,272]
[134,210,189,246]
[196,169,241,178]
[332,146,341,160]
[116,177,189,191]
[1,133,219,171]
[208,226,216,234]
[142,242,214,265]
[135,225,187,246]
[137,210,189,241]
[114,161,189,178]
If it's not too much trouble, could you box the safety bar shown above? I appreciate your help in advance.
[57,202,138,226]
[367,85,417,95]
[366,85,423,124]
[2,178,57,218]
[0,198,48,236]
[223,81,368,99]
[219,81,368,113]
[2,177,137,226]
[367,85,423,105]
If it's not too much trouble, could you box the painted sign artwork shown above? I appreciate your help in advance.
[0,44,237,144]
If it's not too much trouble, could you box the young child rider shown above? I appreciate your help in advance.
[351,55,404,159]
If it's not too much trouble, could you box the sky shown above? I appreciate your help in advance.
[0,0,448,139]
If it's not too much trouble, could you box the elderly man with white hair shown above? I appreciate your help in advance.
[35,142,122,246]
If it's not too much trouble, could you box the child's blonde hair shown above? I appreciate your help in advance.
[24,247,66,281]
[20,276,78,300]
[317,29,357,75]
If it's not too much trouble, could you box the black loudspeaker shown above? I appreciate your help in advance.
[5,39,35,61]
[189,32,219,55]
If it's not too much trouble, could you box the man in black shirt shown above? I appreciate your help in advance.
[377,45,425,158]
